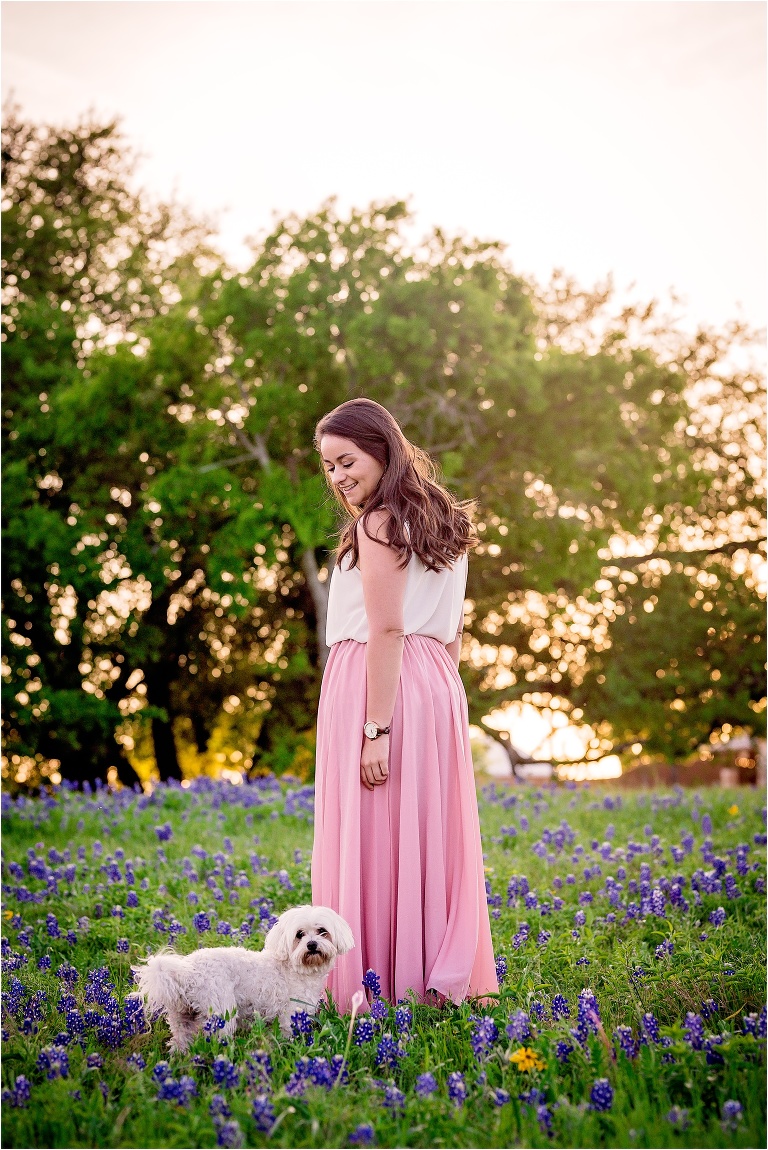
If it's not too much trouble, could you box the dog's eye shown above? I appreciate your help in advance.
[295,930,304,940]
[318,928,329,936]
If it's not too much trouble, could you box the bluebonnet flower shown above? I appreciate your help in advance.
[127,1053,146,1070]
[362,969,381,996]
[86,1053,104,1069]
[152,1060,172,1083]
[573,910,586,927]
[709,906,726,927]
[354,1018,375,1045]
[721,1100,743,1131]
[589,1078,613,1112]
[252,1095,276,1132]
[701,998,719,1020]
[244,1050,272,1086]
[471,1015,498,1059]
[576,957,590,967]
[126,891,139,908]
[655,939,674,959]
[37,1045,69,1079]
[537,930,551,947]
[414,1072,438,1097]
[370,998,389,1022]
[212,1056,240,1089]
[637,1012,661,1045]
[506,1009,531,1042]
[203,1014,227,1039]
[701,814,712,835]
[495,954,508,984]
[291,1010,315,1045]
[666,1106,690,1130]
[214,1119,243,1149]
[683,1013,705,1050]
[193,912,211,933]
[374,1034,402,1070]
[65,1009,84,1035]
[210,1095,231,1119]
[382,1085,405,1114]
[37,955,51,971]
[552,994,570,1020]
[613,1025,637,1058]
[492,1088,510,1106]
[348,1123,376,1145]
[116,938,129,954]
[46,913,61,938]
[154,822,173,842]
[2,1075,31,1108]
[156,1075,198,1105]
[394,1005,411,1033]
[447,1071,467,1108]
[742,1007,767,1038]
[216,920,232,936]
[95,1008,123,1049]
[55,962,78,986]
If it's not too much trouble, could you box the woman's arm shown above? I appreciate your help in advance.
[445,627,463,668]
[357,511,409,790]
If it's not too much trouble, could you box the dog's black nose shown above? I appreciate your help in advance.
[306,941,319,953]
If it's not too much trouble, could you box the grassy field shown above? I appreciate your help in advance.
[1,776,765,1149]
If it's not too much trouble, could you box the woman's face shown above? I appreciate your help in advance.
[320,434,385,507]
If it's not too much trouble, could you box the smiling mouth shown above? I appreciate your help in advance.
[339,483,358,494]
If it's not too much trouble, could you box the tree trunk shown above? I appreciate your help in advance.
[301,548,334,671]
[143,665,183,781]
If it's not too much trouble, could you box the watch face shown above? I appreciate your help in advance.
[364,722,378,739]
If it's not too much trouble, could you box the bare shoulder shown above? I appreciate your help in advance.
[356,509,394,546]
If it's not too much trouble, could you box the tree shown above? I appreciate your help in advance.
[1,109,212,784]
[3,111,764,789]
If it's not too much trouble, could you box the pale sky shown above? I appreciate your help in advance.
[3,0,766,332]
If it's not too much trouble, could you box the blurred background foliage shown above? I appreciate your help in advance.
[2,110,765,790]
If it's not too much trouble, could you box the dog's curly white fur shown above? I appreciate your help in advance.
[133,905,353,1052]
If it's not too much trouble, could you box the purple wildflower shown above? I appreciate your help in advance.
[362,969,381,996]
[348,1123,376,1146]
[552,994,570,1019]
[471,1015,498,1059]
[252,1094,276,1132]
[447,1071,467,1108]
[354,1018,375,1045]
[415,1072,438,1097]
[590,1078,613,1112]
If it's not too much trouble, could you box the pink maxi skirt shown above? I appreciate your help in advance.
[311,634,498,1013]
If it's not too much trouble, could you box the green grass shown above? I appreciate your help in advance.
[1,778,765,1148]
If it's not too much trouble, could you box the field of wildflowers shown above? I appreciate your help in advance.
[1,776,765,1149]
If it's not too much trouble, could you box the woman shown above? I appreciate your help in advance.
[311,397,498,1013]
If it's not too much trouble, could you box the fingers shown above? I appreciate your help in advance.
[360,757,389,789]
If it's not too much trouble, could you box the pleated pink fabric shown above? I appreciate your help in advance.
[312,633,498,1013]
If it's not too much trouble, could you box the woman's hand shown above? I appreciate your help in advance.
[361,733,390,791]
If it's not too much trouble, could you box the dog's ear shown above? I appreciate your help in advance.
[263,914,293,961]
[327,910,355,954]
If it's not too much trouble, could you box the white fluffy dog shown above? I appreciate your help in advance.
[133,905,354,1052]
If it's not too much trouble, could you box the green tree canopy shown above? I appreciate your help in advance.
[3,111,764,790]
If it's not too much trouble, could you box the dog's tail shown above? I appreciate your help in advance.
[132,950,191,1016]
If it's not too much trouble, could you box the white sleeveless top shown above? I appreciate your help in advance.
[326,547,468,646]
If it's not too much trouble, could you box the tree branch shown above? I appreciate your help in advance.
[601,538,766,570]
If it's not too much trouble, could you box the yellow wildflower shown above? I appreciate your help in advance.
[728,804,739,816]
[509,1046,546,1072]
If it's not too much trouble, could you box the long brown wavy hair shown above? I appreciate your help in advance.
[314,398,478,572]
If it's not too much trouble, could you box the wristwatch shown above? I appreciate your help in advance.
[364,721,391,740]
